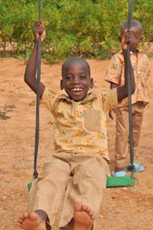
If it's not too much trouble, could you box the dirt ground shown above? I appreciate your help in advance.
[0,57,153,230]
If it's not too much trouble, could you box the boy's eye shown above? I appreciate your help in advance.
[65,75,73,81]
[79,75,87,80]
[64,74,88,81]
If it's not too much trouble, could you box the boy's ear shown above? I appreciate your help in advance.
[90,78,94,88]
[60,80,64,90]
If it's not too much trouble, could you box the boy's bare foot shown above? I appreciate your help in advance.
[17,211,47,230]
[73,202,94,230]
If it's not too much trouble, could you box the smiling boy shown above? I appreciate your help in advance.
[18,21,135,230]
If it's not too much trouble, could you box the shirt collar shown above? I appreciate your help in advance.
[58,90,97,103]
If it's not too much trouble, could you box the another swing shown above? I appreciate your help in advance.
[106,0,135,188]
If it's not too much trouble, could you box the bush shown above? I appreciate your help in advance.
[0,0,153,62]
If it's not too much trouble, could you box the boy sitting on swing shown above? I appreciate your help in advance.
[18,21,135,230]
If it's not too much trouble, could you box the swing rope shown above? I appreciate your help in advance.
[33,0,42,180]
[127,0,135,171]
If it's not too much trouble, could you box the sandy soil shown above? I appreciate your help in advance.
[0,57,153,230]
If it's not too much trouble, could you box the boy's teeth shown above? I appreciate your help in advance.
[72,88,82,91]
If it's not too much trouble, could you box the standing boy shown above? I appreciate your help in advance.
[105,20,150,176]
[18,21,135,230]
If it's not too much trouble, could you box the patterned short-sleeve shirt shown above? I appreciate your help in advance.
[105,51,151,107]
[41,88,118,161]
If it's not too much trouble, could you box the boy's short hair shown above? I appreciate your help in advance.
[121,19,143,33]
[61,56,91,78]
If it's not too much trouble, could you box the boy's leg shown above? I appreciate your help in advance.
[132,102,145,157]
[115,102,145,172]
[115,107,129,170]
[18,156,70,230]
[59,155,108,230]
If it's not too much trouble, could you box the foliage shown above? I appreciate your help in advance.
[0,0,153,62]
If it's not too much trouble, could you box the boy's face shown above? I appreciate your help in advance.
[122,28,142,51]
[130,29,142,51]
[61,62,93,102]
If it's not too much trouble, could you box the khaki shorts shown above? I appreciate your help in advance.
[28,152,110,229]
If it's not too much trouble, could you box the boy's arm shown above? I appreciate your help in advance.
[24,21,46,97]
[117,30,135,102]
